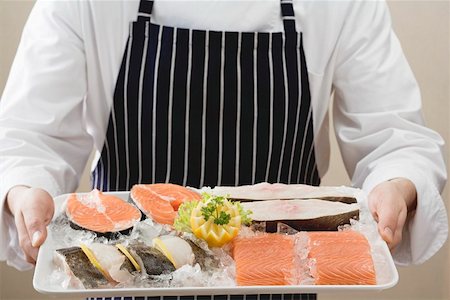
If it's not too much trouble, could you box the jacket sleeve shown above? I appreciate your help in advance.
[0,0,92,270]
[332,1,448,265]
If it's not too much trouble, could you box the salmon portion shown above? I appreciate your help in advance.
[130,184,202,225]
[233,234,295,286]
[308,231,376,285]
[66,189,141,233]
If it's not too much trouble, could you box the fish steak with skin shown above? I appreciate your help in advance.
[65,189,141,236]
[241,199,359,232]
[130,184,202,225]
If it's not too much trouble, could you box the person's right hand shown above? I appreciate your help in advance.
[6,186,54,265]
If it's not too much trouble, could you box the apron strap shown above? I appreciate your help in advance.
[138,0,154,21]
[280,0,297,33]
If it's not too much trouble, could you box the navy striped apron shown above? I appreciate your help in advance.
[91,0,318,298]
[92,0,320,191]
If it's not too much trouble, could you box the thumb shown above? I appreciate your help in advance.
[368,193,397,246]
[23,189,54,248]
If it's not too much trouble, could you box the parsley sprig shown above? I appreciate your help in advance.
[200,194,232,225]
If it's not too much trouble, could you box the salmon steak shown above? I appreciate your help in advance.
[232,234,296,286]
[66,189,141,234]
[130,183,202,225]
[308,231,376,285]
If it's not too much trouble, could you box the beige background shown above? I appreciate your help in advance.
[0,0,449,299]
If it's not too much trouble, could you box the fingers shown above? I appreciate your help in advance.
[15,212,38,264]
[368,182,408,250]
[9,187,54,263]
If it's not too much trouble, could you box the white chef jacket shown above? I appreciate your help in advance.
[0,0,447,271]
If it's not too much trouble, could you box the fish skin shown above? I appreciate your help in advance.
[55,247,109,289]
[242,199,359,232]
[128,243,176,275]
[262,210,359,232]
[187,240,221,270]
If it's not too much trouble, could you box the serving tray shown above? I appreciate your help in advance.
[33,191,398,297]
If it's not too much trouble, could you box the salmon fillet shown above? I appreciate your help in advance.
[308,231,376,285]
[130,183,202,225]
[233,234,296,286]
[66,189,141,234]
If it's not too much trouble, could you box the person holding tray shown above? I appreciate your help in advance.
[0,0,448,299]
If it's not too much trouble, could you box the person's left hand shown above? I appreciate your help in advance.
[368,178,417,251]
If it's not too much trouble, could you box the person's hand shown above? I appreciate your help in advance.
[368,178,417,251]
[6,186,54,265]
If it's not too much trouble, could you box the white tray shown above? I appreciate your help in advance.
[33,192,399,297]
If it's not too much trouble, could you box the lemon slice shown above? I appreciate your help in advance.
[116,244,141,272]
[153,237,177,268]
[190,200,241,247]
[80,243,115,283]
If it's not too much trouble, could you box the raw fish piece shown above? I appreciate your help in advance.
[153,235,195,269]
[187,240,220,270]
[130,184,202,225]
[54,247,109,289]
[127,243,176,275]
[88,243,135,283]
[242,199,359,231]
[308,231,376,285]
[65,189,141,236]
[211,183,357,202]
[232,234,296,286]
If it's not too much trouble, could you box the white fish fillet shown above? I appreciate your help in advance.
[210,182,357,200]
[89,243,134,283]
[242,199,360,221]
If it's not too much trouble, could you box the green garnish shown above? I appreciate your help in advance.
[173,200,199,233]
[173,192,253,233]
[236,202,253,225]
[200,193,232,225]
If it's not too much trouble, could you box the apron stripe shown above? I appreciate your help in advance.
[239,33,255,185]
[170,28,189,184]
[204,31,222,187]
[164,28,178,183]
[151,26,163,183]
[186,30,206,187]
[182,30,193,186]
[287,33,302,183]
[252,32,258,184]
[281,32,300,183]
[155,27,175,182]
[234,32,242,186]
[127,22,146,190]
[264,33,274,182]
[137,22,150,185]
[255,33,270,182]
[222,32,238,186]
[277,33,289,182]
[140,23,159,184]
[103,138,110,190]
[268,33,285,182]
[123,24,132,190]
[217,32,226,186]
[199,31,209,187]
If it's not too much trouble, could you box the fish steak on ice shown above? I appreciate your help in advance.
[65,189,141,237]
